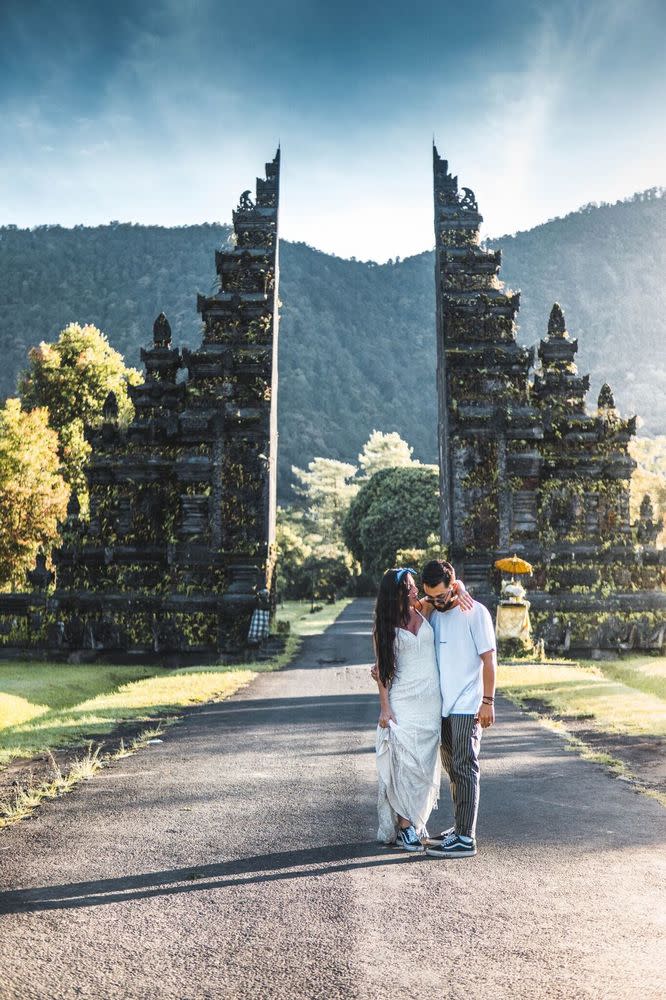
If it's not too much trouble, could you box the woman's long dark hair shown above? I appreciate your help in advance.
[373,569,412,688]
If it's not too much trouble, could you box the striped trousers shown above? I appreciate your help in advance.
[440,714,482,839]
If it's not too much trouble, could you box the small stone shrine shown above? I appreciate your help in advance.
[0,150,281,660]
[433,147,666,654]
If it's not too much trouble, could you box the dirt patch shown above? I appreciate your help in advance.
[566,723,666,793]
[0,715,175,802]
[518,696,666,795]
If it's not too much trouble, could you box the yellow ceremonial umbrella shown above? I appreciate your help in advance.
[494,554,533,577]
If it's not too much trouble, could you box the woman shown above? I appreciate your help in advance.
[374,567,442,851]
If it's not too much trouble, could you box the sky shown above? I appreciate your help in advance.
[1,0,665,262]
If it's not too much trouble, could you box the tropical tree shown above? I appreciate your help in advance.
[291,457,359,550]
[0,399,69,590]
[18,322,142,504]
[282,459,359,598]
[343,466,440,583]
[283,432,430,596]
[358,430,416,478]
[275,507,313,597]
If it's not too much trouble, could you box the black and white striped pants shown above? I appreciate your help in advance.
[440,715,482,839]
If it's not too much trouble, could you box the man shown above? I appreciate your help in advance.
[419,559,496,859]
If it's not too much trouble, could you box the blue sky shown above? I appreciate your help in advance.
[1,0,664,261]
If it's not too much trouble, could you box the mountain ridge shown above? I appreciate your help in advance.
[1,188,664,497]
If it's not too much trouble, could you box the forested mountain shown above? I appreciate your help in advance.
[0,189,664,498]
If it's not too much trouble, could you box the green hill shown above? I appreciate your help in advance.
[0,188,663,497]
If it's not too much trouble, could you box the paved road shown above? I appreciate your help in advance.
[0,599,664,1000]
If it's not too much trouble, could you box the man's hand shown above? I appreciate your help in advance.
[378,706,397,729]
[370,664,379,682]
[476,702,495,729]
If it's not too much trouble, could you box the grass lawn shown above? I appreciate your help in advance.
[498,655,666,737]
[0,599,352,770]
[581,655,666,702]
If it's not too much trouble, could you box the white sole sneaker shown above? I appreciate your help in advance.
[393,829,425,852]
[425,841,476,859]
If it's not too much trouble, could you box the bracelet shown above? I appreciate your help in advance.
[482,696,495,704]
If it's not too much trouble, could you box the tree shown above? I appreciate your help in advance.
[629,436,666,546]
[18,323,142,503]
[0,399,69,590]
[276,504,354,600]
[285,432,429,595]
[281,458,359,599]
[291,457,359,551]
[343,466,440,583]
[358,430,417,478]
[275,507,313,597]
[289,555,352,602]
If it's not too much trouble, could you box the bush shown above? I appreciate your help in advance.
[343,466,440,585]
[287,555,353,601]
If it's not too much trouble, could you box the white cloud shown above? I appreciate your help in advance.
[0,0,664,259]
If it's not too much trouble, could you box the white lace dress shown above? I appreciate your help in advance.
[376,612,442,842]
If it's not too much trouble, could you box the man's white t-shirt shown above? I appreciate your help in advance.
[430,601,496,717]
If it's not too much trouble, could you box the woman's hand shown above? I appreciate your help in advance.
[378,706,397,729]
[454,581,475,612]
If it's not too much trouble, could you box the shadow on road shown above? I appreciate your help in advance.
[0,842,414,915]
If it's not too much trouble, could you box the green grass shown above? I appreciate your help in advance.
[1,724,171,828]
[581,655,666,702]
[278,598,353,637]
[0,599,352,769]
[499,657,666,736]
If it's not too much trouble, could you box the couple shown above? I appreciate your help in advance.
[373,559,497,858]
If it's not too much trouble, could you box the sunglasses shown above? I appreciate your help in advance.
[421,587,454,605]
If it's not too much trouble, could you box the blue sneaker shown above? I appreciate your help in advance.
[394,825,424,853]
[425,832,476,858]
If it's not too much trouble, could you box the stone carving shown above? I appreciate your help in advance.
[26,551,54,591]
[67,492,81,520]
[140,313,183,384]
[102,391,119,422]
[547,303,566,337]
[153,311,172,347]
[597,383,615,409]
[636,493,662,545]
[238,190,254,210]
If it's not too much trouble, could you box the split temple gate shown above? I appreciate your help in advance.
[0,150,281,660]
[0,145,663,660]
[433,147,665,653]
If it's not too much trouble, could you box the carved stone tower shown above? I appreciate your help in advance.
[188,148,281,623]
[433,146,539,593]
[433,149,665,651]
[7,150,283,660]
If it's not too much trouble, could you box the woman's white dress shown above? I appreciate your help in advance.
[376,612,442,842]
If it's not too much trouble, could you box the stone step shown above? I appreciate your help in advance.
[461,560,496,595]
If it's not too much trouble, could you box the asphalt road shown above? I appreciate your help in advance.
[0,599,664,1000]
